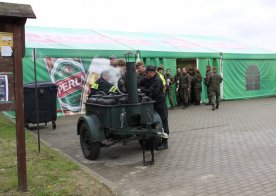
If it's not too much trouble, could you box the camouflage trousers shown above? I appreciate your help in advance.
[194,88,202,104]
[165,88,174,107]
[179,88,189,105]
[210,88,220,106]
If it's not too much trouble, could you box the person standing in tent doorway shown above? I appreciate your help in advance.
[179,68,190,109]
[206,67,223,110]
[174,67,182,106]
[193,68,202,105]
[204,65,212,105]
[165,68,174,110]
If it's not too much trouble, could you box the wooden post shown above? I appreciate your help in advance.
[14,21,27,192]
[0,2,36,192]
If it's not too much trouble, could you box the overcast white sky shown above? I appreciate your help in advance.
[4,0,276,51]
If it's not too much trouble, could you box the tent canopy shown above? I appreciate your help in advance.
[25,26,276,59]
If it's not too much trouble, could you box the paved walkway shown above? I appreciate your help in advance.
[37,97,276,196]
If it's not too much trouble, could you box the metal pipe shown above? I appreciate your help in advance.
[126,62,139,103]
[33,48,40,153]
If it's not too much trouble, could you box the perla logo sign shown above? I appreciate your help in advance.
[48,59,87,112]
[56,72,86,99]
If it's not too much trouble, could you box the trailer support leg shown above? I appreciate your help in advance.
[142,136,154,166]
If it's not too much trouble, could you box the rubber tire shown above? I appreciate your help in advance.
[79,123,101,160]
[25,124,30,130]
[52,121,56,129]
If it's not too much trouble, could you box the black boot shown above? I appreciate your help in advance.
[216,104,219,109]
[212,104,216,110]
[156,138,168,150]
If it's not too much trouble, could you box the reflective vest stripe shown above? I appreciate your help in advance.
[109,86,117,93]
[91,83,99,89]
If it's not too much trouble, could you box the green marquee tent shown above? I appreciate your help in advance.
[23,26,276,114]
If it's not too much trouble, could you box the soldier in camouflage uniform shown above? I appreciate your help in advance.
[204,65,212,105]
[193,69,202,105]
[179,68,190,109]
[174,67,182,106]
[206,67,223,110]
[187,68,193,105]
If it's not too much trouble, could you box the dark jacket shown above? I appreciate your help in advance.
[139,73,165,103]
[89,77,118,96]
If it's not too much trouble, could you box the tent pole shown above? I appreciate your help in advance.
[33,48,41,153]
[220,52,224,99]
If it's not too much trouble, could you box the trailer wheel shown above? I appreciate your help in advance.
[80,123,101,160]
[25,124,29,130]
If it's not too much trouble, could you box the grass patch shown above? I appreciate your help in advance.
[0,114,115,196]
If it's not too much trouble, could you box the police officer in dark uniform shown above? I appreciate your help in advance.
[89,70,119,96]
[139,65,169,150]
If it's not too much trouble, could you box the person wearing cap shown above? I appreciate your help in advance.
[206,67,223,110]
[109,55,117,67]
[139,65,169,150]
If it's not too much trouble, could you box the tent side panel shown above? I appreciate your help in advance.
[223,59,276,100]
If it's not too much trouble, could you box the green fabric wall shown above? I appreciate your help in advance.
[223,59,276,100]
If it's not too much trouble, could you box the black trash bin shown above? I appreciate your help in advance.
[24,81,58,129]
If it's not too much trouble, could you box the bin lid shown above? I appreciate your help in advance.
[24,81,57,89]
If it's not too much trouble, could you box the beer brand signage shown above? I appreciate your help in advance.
[44,57,119,115]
